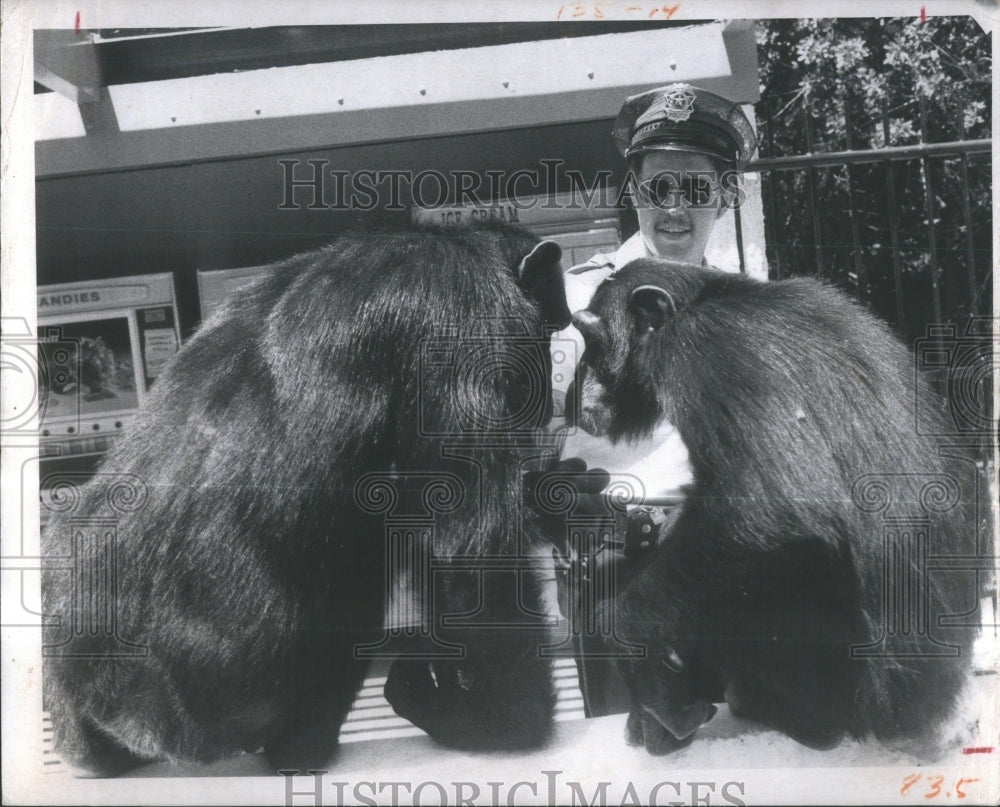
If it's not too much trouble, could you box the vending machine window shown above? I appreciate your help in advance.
[37,273,181,501]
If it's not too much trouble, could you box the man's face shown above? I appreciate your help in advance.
[632,151,726,264]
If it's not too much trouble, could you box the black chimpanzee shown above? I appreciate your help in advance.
[42,220,570,776]
[570,259,982,754]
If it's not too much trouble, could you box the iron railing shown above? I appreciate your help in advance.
[751,96,993,461]
[751,98,992,349]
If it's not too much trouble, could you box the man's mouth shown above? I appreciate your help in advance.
[656,222,691,235]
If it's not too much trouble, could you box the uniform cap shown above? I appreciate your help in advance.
[612,83,757,167]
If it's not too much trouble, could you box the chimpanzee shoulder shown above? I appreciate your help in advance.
[42,218,564,775]
[573,256,981,755]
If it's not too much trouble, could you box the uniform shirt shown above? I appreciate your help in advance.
[550,232,693,501]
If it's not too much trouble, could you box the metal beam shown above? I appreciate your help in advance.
[34,30,121,135]
[34,30,100,105]
[36,21,759,177]
[73,23,695,89]
[749,139,992,171]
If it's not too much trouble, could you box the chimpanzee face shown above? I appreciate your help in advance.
[565,307,625,438]
[567,260,699,442]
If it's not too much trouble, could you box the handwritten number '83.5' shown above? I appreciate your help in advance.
[900,775,980,799]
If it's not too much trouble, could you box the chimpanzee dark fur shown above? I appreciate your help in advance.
[42,221,568,776]
[571,259,981,754]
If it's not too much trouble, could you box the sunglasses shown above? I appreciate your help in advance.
[632,172,722,209]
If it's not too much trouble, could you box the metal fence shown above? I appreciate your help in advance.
[750,96,992,349]
[750,95,994,462]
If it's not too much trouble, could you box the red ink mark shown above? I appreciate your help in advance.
[920,5,926,22]
[925,775,944,799]
[962,746,994,754]
[74,11,80,32]
[955,778,980,799]
[901,774,923,796]
[903,774,982,800]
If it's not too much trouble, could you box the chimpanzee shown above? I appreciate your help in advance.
[42,220,570,776]
[570,259,982,754]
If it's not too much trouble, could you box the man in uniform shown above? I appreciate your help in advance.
[552,83,757,717]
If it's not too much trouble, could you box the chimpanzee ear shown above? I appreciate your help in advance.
[516,240,562,288]
[629,285,677,333]
[571,309,611,354]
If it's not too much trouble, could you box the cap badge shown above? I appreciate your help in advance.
[662,85,697,122]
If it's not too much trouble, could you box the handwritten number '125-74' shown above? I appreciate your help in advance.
[556,3,681,19]
[900,774,980,799]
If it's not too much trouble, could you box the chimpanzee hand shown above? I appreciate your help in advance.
[618,647,717,755]
[384,642,556,750]
[384,658,476,744]
[523,456,612,539]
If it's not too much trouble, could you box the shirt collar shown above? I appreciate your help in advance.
[613,231,651,271]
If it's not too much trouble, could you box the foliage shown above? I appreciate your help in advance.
[758,17,990,152]
[754,16,992,347]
